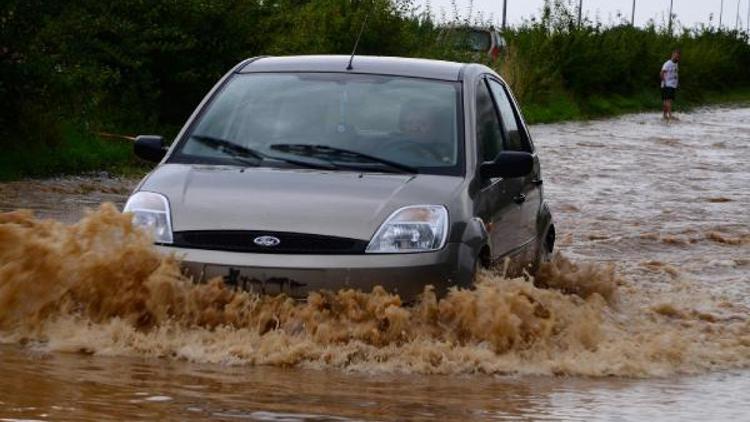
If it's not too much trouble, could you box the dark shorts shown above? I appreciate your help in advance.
[662,87,677,101]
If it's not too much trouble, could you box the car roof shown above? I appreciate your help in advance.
[237,55,467,81]
[438,25,494,31]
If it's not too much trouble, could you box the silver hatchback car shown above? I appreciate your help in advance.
[124,55,555,299]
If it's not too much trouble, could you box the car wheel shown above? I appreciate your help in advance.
[534,228,555,273]
[470,256,480,285]
[470,245,492,287]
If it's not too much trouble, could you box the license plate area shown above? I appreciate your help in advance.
[193,264,313,296]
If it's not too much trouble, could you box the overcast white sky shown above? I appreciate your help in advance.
[418,0,750,30]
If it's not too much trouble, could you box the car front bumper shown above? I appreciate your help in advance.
[155,242,474,300]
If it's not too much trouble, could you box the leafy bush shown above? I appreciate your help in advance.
[2,0,749,179]
[498,1,750,110]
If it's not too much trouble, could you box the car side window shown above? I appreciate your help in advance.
[475,79,503,162]
[487,79,530,152]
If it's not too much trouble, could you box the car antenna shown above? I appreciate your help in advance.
[346,1,373,71]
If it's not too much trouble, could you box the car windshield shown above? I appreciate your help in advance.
[448,29,490,52]
[172,73,462,175]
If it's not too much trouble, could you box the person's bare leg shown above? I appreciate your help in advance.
[669,99,679,120]
[663,100,669,120]
[665,99,673,121]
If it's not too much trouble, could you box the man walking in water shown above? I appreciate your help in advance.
[661,49,680,121]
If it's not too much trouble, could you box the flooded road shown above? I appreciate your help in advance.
[2,346,749,421]
[1,107,749,420]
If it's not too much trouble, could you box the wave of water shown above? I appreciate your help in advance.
[1,204,747,377]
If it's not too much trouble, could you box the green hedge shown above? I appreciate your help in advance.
[2,0,749,179]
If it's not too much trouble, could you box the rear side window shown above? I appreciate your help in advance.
[488,79,530,152]
[475,80,503,162]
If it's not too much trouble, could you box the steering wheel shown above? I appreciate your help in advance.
[378,138,444,163]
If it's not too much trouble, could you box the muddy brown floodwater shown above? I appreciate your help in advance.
[1,107,749,421]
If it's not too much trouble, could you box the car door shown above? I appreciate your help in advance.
[474,76,518,259]
[486,78,542,254]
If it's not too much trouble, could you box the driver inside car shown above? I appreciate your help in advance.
[381,104,453,166]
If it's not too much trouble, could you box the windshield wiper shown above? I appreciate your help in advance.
[191,134,264,164]
[191,135,336,170]
[270,144,418,174]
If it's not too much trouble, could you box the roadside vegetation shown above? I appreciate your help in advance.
[2,0,750,180]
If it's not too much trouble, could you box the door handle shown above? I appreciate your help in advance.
[532,179,543,186]
[513,193,526,204]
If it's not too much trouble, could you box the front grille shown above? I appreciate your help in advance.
[171,231,368,254]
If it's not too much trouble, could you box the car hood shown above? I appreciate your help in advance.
[139,164,464,240]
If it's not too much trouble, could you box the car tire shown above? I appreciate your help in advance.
[533,228,554,274]
[470,256,480,285]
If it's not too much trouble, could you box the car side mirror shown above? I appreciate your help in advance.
[134,135,167,162]
[480,151,533,179]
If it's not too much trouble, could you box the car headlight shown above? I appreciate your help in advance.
[366,205,448,253]
[123,191,173,244]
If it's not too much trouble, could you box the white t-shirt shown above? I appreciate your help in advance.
[661,60,679,88]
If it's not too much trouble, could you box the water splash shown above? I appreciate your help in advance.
[1,205,748,377]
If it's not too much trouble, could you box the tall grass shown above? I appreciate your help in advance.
[487,0,750,121]
[0,126,141,181]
